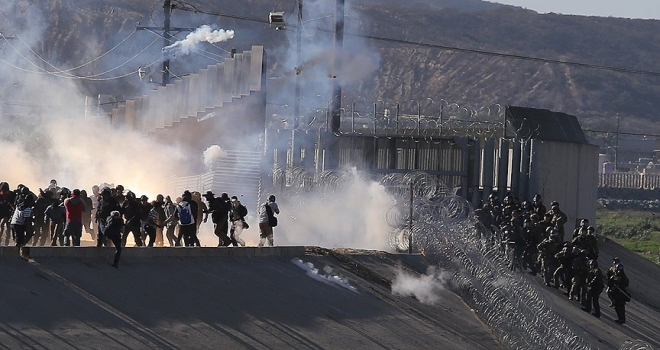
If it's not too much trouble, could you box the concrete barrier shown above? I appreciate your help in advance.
[0,246,20,257]
[18,246,306,258]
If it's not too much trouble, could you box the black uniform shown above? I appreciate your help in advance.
[582,264,604,317]
[608,268,630,324]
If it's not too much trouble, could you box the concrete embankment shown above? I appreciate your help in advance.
[0,246,501,349]
[2,241,657,349]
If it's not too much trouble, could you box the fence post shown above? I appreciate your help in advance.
[408,181,413,254]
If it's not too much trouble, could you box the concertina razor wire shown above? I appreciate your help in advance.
[270,167,593,350]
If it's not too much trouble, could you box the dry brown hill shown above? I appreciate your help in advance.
[2,0,659,140]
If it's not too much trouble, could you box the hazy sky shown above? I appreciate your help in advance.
[491,0,660,20]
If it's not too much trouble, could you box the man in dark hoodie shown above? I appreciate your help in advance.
[203,191,231,246]
[63,189,86,246]
[121,191,143,247]
[95,187,121,247]
[105,211,124,268]
[0,182,16,246]
[80,189,95,241]
[32,190,55,246]
[45,199,66,246]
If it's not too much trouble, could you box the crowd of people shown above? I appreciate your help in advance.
[0,179,280,268]
[475,193,631,324]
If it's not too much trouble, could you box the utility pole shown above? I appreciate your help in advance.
[615,113,620,172]
[136,0,196,86]
[330,0,345,133]
[293,0,302,128]
[162,0,172,85]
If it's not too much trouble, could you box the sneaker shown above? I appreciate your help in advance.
[615,319,625,324]
[111,264,119,268]
[581,307,590,313]
[592,313,600,318]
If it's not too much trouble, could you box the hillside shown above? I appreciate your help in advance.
[2,0,660,139]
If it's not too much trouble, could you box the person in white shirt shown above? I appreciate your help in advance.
[11,196,34,247]
[258,195,280,247]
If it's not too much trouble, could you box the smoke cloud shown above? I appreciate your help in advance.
[273,169,393,251]
[163,25,234,56]
[391,267,450,305]
[202,145,227,170]
[0,5,191,199]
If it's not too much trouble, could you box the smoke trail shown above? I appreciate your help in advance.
[163,25,234,56]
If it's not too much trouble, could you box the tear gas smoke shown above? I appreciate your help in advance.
[162,25,234,56]
[202,145,227,170]
[274,169,393,251]
[0,12,193,199]
[391,267,449,305]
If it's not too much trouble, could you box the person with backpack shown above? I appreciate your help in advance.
[105,211,125,268]
[203,191,231,247]
[175,190,200,247]
[258,194,280,247]
[229,196,248,246]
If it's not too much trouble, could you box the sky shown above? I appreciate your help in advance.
[491,0,660,20]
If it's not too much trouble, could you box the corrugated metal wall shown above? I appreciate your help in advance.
[531,140,599,232]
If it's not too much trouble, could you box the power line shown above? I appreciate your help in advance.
[0,32,162,80]
[4,3,660,82]
[357,34,660,78]
[583,129,660,138]
[176,4,660,78]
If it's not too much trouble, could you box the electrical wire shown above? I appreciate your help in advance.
[175,4,660,78]
[62,30,138,72]
[3,3,660,82]
[0,32,161,80]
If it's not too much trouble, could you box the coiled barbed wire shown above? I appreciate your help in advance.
[382,180,592,350]
[270,168,600,349]
[620,340,654,350]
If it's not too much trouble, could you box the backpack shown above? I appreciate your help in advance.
[265,203,278,227]
[178,201,195,225]
[239,204,248,218]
